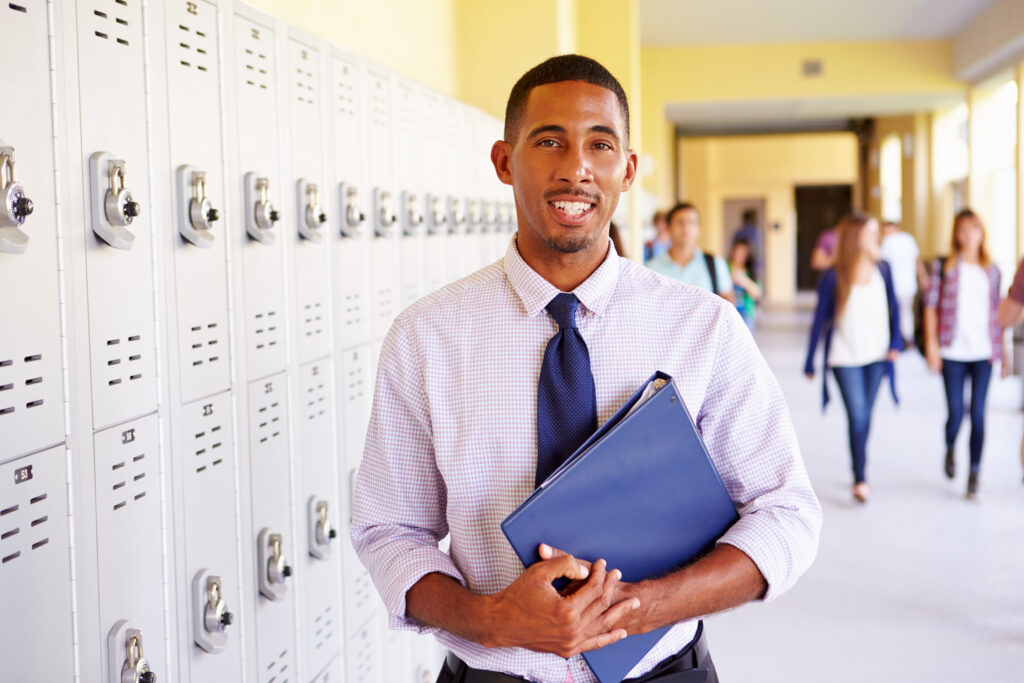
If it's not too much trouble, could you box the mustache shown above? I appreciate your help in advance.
[543,188,600,204]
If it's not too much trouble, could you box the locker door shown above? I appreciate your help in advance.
[420,89,448,294]
[329,52,371,351]
[395,79,424,310]
[164,0,231,404]
[365,67,399,339]
[179,392,244,682]
[0,2,65,459]
[295,359,344,679]
[286,35,332,365]
[233,13,287,381]
[93,414,166,681]
[75,0,159,430]
[0,446,75,681]
[246,373,299,683]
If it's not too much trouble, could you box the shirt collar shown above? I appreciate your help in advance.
[502,234,620,318]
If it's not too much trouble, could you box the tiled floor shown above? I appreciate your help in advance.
[706,308,1024,682]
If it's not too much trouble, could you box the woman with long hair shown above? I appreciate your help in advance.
[804,211,902,502]
[923,209,1008,498]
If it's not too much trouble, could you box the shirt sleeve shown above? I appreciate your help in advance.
[715,257,734,295]
[1009,258,1024,304]
[697,303,823,602]
[350,320,466,633]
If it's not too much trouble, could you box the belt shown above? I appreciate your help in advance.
[443,621,710,683]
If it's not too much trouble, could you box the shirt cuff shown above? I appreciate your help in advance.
[371,542,467,634]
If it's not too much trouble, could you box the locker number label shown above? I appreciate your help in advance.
[14,464,33,484]
[122,428,136,444]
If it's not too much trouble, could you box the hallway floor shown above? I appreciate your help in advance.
[705,307,1024,682]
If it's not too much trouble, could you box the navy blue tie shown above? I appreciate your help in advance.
[536,293,597,486]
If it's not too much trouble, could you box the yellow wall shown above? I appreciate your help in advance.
[643,40,963,209]
[245,0,459,96]
[679,132,859,304]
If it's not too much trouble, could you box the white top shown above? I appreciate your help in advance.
[828,268,890,367]
[352,238,822,683]
[879,231,920,299]
[942,262,992,362]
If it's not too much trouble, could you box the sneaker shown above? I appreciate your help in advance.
[853,482,871,503]
[966,472,979,499]
[944,447,955,480]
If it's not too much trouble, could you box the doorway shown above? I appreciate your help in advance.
[794,184,852,291]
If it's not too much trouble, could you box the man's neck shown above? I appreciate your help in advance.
[668,244,696,267]
[515,235,609,292]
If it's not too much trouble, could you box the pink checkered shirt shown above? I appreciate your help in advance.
[352,238,821,683]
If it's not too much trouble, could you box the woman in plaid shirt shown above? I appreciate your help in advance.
[923,209,1009,498]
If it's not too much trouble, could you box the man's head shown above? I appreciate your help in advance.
[491,55,637,259]
[666,202,700,251]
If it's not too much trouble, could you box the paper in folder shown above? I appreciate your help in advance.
[501,371,739,683]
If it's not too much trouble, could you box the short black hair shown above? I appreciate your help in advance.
[666,202,699,226]
[504,54,630,144]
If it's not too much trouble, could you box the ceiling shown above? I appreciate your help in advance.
[640,0,997,46]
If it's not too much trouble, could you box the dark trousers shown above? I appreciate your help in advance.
[941,359,993,471]
[437,623,717,683]
[832,362,887,484]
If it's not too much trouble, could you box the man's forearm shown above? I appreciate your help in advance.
[406,572,498,647]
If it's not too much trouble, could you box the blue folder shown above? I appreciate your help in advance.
[501,372,739,683]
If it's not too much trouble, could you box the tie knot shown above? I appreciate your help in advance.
[546,292,579,330]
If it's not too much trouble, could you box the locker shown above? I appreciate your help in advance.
[365,66,400,338]
[232,12,288,381]
[395,79,425,309]
[286,34,333,365]
[329,51,371,351]
[162,0,232,404]
[93,413,166,681]
[0,446,75,682]
[246,372,299,682]
[178,392,244,681]
[0,2,65,460]
[74,0,159,430]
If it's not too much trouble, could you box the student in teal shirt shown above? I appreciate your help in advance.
[646,202,734,302]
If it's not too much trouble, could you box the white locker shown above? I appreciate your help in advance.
[365,66,400,339]
[395,78,425,310]
[420,89,448,295]
[0,2,65,460]
[329,51,371,351]
[285,33,332,365]
[93,414,166,680]
[0,446,75,682]
[231,11,288,382]
[161,0,232,404]
[178,392,245,682]
[73,0,159,431]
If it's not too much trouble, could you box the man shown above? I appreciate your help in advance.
[643,210,670,262]
[878,221,922,345]
[646,203,735,303]
[351,55,821,683]
[731,208,762,282]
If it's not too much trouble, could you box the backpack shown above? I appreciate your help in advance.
[912,256,947,356]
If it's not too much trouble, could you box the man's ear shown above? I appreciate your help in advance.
[621,149,639,191]
[492,140,513,186]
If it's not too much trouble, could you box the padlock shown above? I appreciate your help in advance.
[203,575,233,635]
[121,631,156,683]
[0,150,33,228]
[188,171,219,232]
[104,162,140,227]
[267,533,292,585]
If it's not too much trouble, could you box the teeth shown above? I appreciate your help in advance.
[551,201,591,216]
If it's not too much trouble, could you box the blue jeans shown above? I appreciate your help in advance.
[941,359,993,472]
[832,362,887,484]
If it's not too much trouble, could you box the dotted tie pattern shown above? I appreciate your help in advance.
[536,292,597,487]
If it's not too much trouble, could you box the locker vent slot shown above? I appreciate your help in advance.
[252,310,281,352]
[177,20,211,72]
[192,404,227,476]
[0,352,48,420]
[103,335,144,388]
[302,301,326,340]
[0,456,52,571]
[312,604,334,651]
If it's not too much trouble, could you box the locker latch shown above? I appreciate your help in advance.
[447,196,466,235]
[257,528,291,600]
[89,152,139,250]
[298,179,327,242]
[401,191,424,237]
[176,165,218,248]
[192,569,231,653]
[244,172,279,244]
[0,143,33,255]
[308,497,337,560]
[339,183,365,238]
[425,193,447,235]
[373,188,397,238]
[120,630,156,683]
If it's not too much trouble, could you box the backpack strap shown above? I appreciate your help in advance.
[703,252,718,293]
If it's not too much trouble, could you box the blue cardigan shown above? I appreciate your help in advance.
[803,261,903,409]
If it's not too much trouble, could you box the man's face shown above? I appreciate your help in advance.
[492,81,637,255]
[668,208,700,250]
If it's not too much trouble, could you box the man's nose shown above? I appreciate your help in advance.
[555,145,593,184]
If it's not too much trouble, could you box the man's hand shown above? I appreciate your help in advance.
[483,544,639,657]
